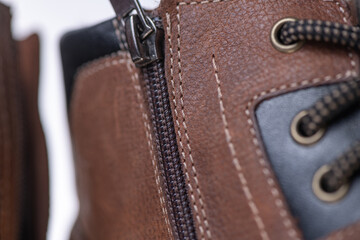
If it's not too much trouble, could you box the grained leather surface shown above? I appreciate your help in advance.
[70,52,173,240]
[256,84,360,240]
[60,19,120,107]
[159,0,359,239]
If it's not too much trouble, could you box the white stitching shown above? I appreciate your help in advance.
[248,70,352,106]
[75,51,128,81]
[180,0,336,6]
[76,58,127,80]
[75,52,174,239]
[165,16,196,239]
[178,0,230,5]
[173,8,212,239]
[333,0,358,76]
[333,0,349,25]
[245,70,352,240]
[112,18,128,50]
[126,61,174,240]
[112,19,125,50]
[212,56,270,240]
[177,0,358,79]
[173,1,357,238]
[175,0,302,239]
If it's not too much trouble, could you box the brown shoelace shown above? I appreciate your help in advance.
[279,19,360,193]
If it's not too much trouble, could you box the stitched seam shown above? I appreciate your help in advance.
[76,58,129,81]
[245,70,353,240]
[75,53,173,239]
[322,0,350,23]
[112,19,125,50]
[178,0,231,6]
[166,14,188,239]
[174,8,212,239]
[177,0,357,75]
[212,55,270,240]
[332,0,358,75]
[126,61,174,240]
[75,51,129,82]
[174,1,354,240]
[112,18,128,50]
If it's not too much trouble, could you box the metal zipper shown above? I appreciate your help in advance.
[143,59,196,240]
[110,0,197,239]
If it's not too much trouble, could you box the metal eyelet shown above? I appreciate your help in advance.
[290,111,326,145]
[270,18,304,53]
[313,165,350,203]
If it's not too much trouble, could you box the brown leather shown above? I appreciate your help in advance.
[69,0,360,239]
[323,220,360,240]
[0,3,49,239]
[70,52,173,240]
[158,0,359,239]
[17,34,49,240]
[110,0,135,18]
[0,3,22,239]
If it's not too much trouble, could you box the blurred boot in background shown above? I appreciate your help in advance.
[0,2,48,240]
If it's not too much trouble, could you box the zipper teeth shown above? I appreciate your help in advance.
[142,68,179,239]
[118,12,197,239]
[144,60,197,240]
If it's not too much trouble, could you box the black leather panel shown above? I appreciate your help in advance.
[60,19,120,107]
[256,85,360,240]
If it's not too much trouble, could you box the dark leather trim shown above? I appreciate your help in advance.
[256,83,360,240]
[60,19,120,107]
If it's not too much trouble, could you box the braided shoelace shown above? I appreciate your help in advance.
[278,19,360,193]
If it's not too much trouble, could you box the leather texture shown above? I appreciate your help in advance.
[0,3,49,239]
[65,0,360,239]
[158,0,359,239]
[60,19,120,107]
[256,84,360,240]
[70,52,173,240]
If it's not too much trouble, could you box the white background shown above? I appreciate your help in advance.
[2,0,157,239]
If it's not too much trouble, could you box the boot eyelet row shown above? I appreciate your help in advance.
[290,111,349,202]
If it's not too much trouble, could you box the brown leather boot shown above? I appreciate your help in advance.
[61,0,360,239]
[0,3,49,240]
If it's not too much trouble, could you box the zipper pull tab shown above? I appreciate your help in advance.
[131,0,154,39]
[110,0,164,67]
